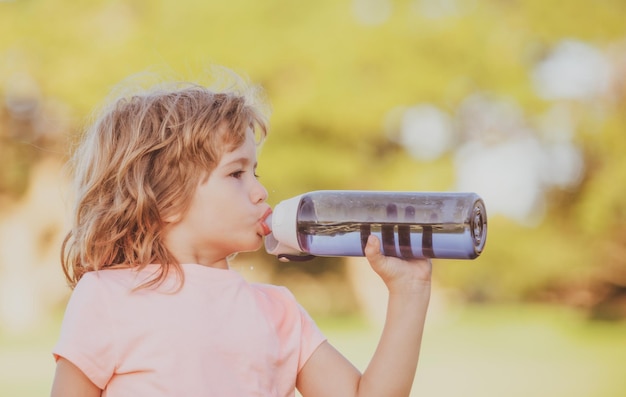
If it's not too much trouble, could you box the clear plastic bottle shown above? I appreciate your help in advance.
[264,190,487,262]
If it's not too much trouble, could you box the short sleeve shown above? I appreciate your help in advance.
[52,272,117,389]
[294,298,327,372]
[260,285,327,372]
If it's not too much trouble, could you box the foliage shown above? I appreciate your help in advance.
[1,0,625,316]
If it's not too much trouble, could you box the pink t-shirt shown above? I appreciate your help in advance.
[53,263,326,397]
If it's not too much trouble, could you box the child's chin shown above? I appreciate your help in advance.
[238,240,264,254]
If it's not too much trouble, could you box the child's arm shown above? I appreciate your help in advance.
[297,234,432,397]
[50,357,102,397]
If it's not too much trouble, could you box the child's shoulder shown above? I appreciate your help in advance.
[251,282,294,298]
[249,282,301,310]
[247,282,321,337]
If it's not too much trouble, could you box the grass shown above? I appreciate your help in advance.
[2,303,626,396]
[322,304,626,397]
[0,321,58,396]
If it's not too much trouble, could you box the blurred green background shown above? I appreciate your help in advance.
[1,0,625,396]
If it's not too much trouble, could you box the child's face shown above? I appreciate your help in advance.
[163,128,271,266]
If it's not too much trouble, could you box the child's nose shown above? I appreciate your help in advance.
[252,179,268,203]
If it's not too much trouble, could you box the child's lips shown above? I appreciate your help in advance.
[260,208,272,236]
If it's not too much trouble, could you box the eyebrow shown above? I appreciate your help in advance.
[221,157,257,169]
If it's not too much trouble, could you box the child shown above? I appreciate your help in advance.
[51,69,432,397]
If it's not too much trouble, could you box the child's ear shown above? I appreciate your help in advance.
[164,216,178,224]
[163,211,182,224]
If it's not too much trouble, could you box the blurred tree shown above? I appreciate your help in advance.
[0,0,625,320]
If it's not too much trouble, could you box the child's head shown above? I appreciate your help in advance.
[62,72,270,288]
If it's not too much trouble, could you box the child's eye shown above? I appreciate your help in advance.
[230,171,244,179]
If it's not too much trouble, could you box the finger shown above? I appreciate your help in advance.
[364,234,385,268]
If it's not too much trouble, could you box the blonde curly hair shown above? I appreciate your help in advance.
[61,73,269,289]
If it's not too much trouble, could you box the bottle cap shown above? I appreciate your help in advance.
[269,194,303,251]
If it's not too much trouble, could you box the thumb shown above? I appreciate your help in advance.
[364,234,386,272]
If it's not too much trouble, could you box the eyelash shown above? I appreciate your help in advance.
[230,171,260,179]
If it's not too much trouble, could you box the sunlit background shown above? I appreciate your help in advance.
[1,0,626,396]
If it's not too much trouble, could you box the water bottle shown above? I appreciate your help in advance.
[264,190,487,262]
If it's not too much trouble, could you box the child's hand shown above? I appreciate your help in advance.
[364,234,432,295]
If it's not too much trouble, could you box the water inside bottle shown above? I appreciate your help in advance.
[296,221,479,259]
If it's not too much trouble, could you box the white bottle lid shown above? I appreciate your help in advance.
[265,194,303,256]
